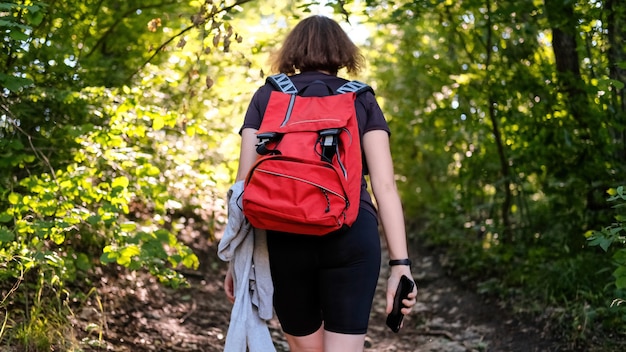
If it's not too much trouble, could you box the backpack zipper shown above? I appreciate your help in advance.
[335,146,347,179]
[321,188,330,213]
[255,168,347,202]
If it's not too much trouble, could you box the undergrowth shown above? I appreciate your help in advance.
[413,188,626,350]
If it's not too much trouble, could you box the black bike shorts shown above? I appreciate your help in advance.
[266,209,382,336]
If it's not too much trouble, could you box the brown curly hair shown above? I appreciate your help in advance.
[270,15,364,76]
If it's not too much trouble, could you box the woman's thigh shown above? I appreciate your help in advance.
[318,210,381,334]
[267,210,381,336]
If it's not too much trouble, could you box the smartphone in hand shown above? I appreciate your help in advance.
[386,275,415,333]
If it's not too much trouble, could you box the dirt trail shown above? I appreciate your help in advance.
[71,230,563,352]
[375,245,559,352]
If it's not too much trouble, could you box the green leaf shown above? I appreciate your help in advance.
[120,221,137,232]
[0,213,13,223]
[117,245,141,266]
[8,30,29,41]
[128,260,142,270]
[144,164,161,177]
[613,250,626,265]
[87,215,101,225]
[615,277,626,290]
[111,176,129,189]
[186,124,197,137]
[27,10,45,26]
[0,74,33,92]
[613,267,626,289]
[100,251,117,264]
[50,231,65,245]
[152,115,165,130]
[182,252,199,269]
[611,79,625,90]
[8,193,20,205]
[0,19,30,30]
[597,78,625,91]
[0,3,18,11]
[588,235,612,252]
[75,252,92,271]
[155,229,171,242]
[609,226,623,236]
[142,239,167,258]
[0,227,15,242]
[9,139,25,151]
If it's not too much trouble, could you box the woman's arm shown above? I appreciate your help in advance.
[235,128,259,182]
[362,130,417,315]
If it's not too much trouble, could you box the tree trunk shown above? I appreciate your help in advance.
[544,0,588,127]
[484,0,512,240]
[606,0,626,161]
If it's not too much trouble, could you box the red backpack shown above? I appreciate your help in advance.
[242,73,372,235]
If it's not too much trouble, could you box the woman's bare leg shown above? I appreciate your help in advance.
[324,330,366,352]
[284,327,366,352]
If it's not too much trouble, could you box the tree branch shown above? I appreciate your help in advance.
[0,101,58,181]
[85,1,180,59]
[127,0,256,81]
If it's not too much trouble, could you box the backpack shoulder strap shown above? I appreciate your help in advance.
[266,73,298,94]
[336,80,374,95]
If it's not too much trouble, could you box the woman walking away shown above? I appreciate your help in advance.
[224,15,418,352]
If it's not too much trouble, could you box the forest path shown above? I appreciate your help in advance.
[72,229,563,352]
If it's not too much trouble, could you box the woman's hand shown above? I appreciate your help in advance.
[386,265,418,316]
[224,264,235,303]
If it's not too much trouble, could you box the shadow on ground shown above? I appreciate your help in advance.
[69,225,571,352]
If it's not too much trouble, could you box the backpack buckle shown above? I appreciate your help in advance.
[319,129,340,162]
[256,132,282,155]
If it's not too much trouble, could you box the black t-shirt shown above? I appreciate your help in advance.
[241,71,390,217]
